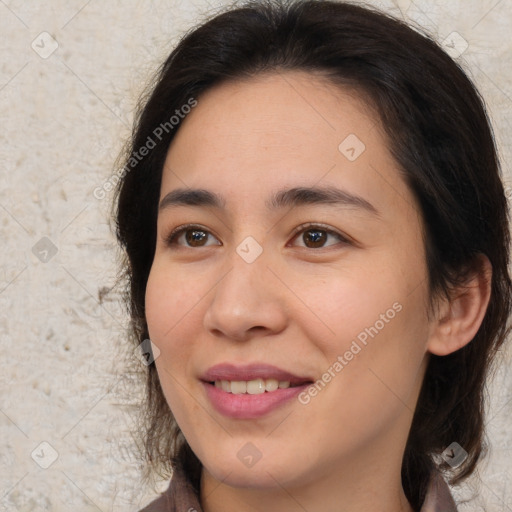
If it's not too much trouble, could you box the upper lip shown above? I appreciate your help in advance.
[201,363,314,386]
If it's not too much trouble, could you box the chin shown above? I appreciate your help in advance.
[202,453,308,490]
[209,467,284,489]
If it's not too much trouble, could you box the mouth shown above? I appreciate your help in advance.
[201,362,313,389]
[200,363,314,418]
[208,378,307,394]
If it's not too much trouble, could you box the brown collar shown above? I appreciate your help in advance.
[139,465,458,512]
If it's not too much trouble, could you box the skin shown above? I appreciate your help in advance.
[145,71,491,512]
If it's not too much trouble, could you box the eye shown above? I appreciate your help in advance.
[164,224,221,248]
[164,223,349,250]
[289,223,349,249]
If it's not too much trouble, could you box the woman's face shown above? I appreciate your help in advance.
[145,71,434,490]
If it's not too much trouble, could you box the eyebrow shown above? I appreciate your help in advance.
[159,185,379,216]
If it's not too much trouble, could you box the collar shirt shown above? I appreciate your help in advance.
[138,465,458,512]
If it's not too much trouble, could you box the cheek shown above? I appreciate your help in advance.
[295,285,429,453]
[294,250,430,396]
[145,261,205,342]
[145,265,204,425]
[145,263,204,391]
[293,260,414,347]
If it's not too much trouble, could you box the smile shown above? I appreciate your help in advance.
[211,378,295,394]
[200,363,314,419]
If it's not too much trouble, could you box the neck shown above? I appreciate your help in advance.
[199,433,414,512]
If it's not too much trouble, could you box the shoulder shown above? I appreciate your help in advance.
[137,465,202,512]
[420,471,458,512]
[138,480,174,512]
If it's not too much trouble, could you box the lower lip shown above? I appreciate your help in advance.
[202,382,310,419]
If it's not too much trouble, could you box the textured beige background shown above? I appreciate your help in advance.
[0,0,511,510]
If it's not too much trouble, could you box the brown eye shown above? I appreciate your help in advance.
[303,229,327,248]
[291,225,347,249]
[185,229,208,246]
[165,225,221,248]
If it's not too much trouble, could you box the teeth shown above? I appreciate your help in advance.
[214,378,293,394]
[266,379,279,392]
[230,381,247,394]
[246,379,265,394]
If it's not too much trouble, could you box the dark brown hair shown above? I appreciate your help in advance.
[113,1,512,509]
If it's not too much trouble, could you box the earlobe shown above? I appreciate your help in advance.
[427,254,492,356]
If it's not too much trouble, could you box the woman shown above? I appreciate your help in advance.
[113,1,512,510]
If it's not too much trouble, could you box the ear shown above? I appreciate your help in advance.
[427,254,492,356]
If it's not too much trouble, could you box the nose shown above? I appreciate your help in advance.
[203,251,288,342]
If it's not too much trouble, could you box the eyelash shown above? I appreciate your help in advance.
[164,222,350,249]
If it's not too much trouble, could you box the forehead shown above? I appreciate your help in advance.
[166,71,379,161]
[160,70,417,220]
